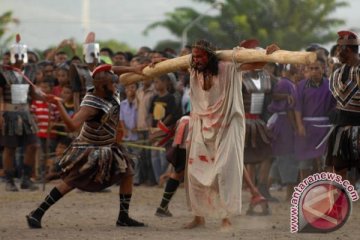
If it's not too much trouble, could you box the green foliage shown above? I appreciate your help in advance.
[98,39,135,53]
[69,39,135,58]
[144,0,348,50]
[37,39,135,60]
[153,39,181,52]
[0,10,19,52]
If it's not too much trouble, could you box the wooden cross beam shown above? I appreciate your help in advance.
[119,48,316,85]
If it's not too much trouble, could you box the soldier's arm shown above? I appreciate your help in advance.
[29,86,45,100]
[112,64,147,76]
[48,95,97,132]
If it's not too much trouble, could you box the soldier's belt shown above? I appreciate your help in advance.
[3,103,29,112]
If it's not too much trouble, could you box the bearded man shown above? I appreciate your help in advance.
[185,39,278,229]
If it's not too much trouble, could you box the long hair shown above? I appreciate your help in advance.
[191,39,219,76]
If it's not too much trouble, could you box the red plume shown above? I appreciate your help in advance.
[16,34,21,43]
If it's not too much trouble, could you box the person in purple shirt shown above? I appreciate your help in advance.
[268,64,298,200]
[294,58,336,180]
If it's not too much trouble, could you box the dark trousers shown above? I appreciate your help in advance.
[138,131,156,185]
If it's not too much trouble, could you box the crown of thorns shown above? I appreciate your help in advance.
[191,44,216,55]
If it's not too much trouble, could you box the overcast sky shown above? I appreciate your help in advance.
[2,0,360,51]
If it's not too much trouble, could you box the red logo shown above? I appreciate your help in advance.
[300,182,351,233]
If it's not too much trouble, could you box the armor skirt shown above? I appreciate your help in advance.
[59,139,133,192]
[0,110,38,147]
[2,110,38,136]
[244,118,272,164]
[326,125,360,171]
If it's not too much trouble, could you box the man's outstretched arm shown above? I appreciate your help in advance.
[239,43,280,71]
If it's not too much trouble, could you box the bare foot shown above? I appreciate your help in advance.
[221,218,232,230]
[184,216,205,229]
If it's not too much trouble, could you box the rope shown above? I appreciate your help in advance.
[122,142,166,151]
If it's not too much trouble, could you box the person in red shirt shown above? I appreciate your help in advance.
[31,79,59,162]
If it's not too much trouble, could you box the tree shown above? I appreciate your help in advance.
[0,10,19,53]
[144,0,348,50]
[98,39,135,53]
[153,39,181,52]
[39,39,135,61]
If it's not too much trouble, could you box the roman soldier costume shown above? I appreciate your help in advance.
[242,69,273,164]
[326,31,360,171]
[0,35,38,191]
[60,65,133,191]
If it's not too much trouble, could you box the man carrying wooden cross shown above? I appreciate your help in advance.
[120,40,315,229]
[183,39,280,229]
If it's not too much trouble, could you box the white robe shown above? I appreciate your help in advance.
[187,61,245,218]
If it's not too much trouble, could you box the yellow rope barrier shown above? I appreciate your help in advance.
[122,142,166,151]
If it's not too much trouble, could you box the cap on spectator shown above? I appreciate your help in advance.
[239,39,260,49]
[337,30,360,46]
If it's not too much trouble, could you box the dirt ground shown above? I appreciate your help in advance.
[0,180,359,240]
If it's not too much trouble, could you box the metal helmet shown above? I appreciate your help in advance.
[10,34,28,64]
[83,43,100,64]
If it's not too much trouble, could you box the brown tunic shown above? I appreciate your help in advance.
[242,70,272,164]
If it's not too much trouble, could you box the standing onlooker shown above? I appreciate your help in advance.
[327,44,342,77]
[1,51,11,65]
[53,84,76,140]
[136,77,156,185]
[54,51,69,66]
[44,39,75,66]
[60,85,75,118]
[137,46,152,57]
[100,47,114,64]
[294,58,336,180]
[45,137,73,181]
[268,64,298,201]
[149,74,176,184]
[113,51,130,66]
[41,61,56,79]
[53,64,70,97]
[31,78,60,178]
[120,83,140,185]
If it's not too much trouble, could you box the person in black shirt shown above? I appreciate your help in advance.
[149,74,177,184]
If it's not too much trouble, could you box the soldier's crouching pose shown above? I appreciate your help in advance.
[26,64,146,228]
